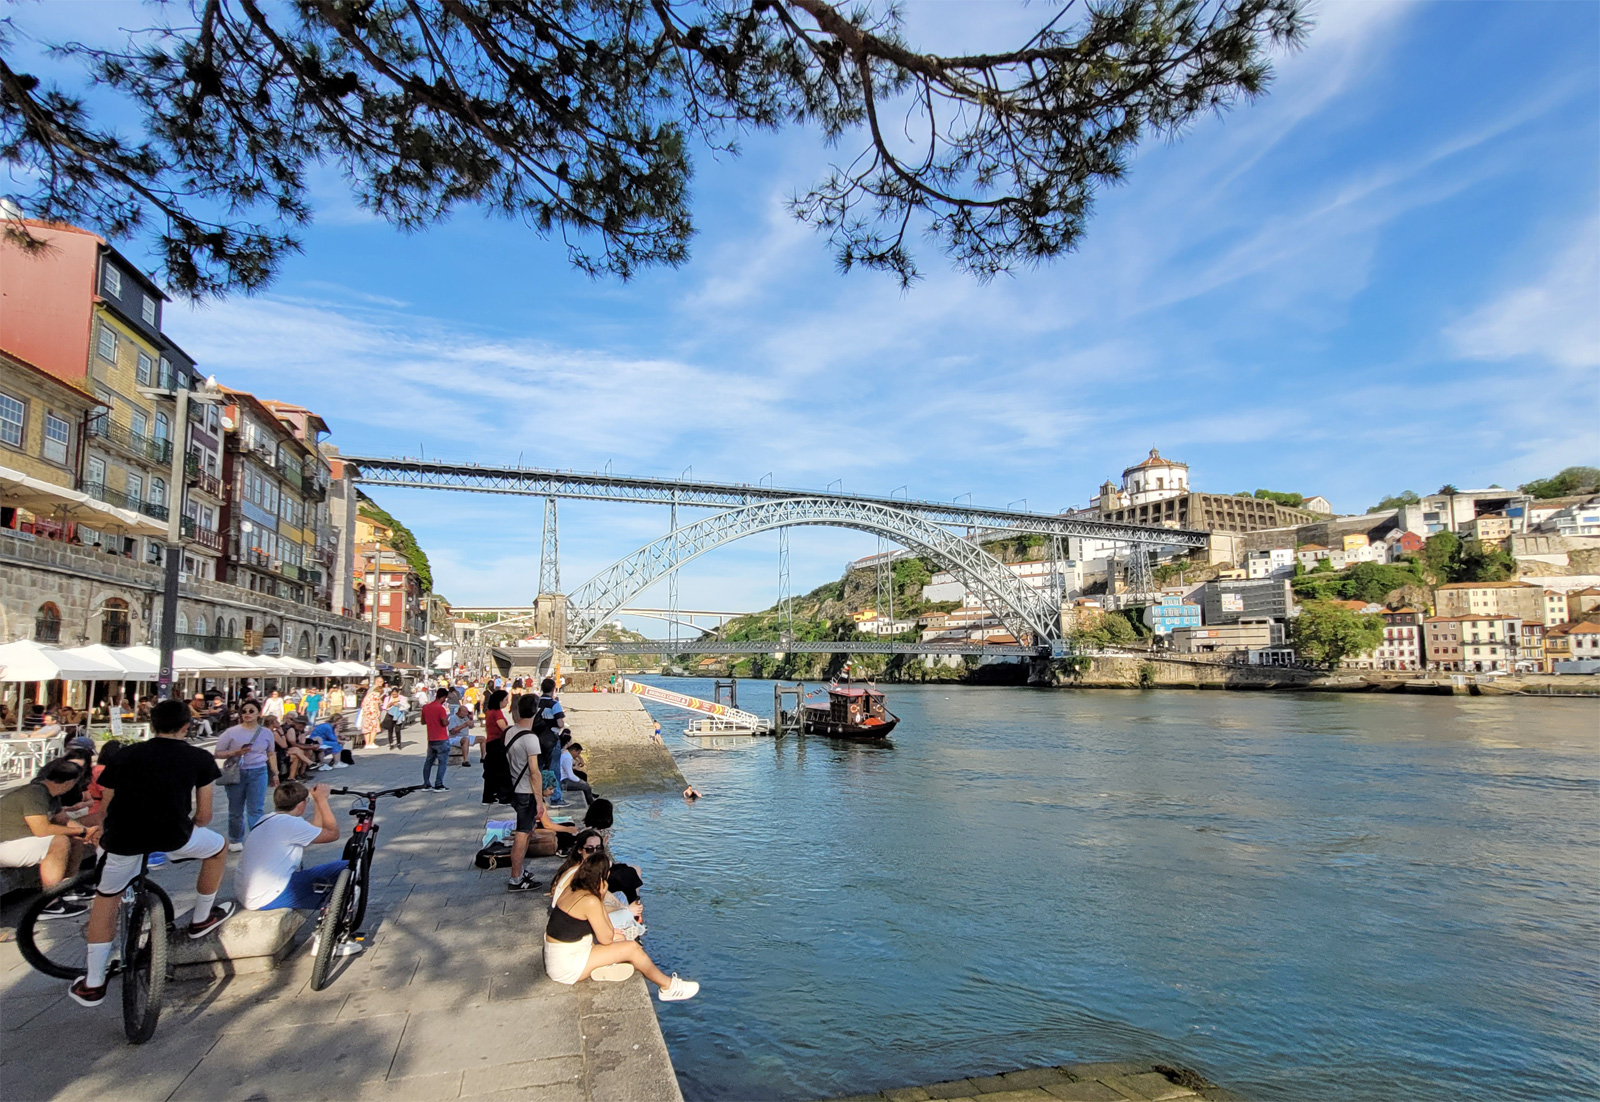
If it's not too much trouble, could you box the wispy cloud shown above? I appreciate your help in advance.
[1446,218,1600,370]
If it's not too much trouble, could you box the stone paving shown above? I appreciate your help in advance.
[819,1063,1239,1102]
[0,716,683,1102]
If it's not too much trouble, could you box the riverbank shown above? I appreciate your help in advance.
[1039,654,1600,695]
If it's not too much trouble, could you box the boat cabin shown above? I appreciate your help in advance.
[823,686,890,727]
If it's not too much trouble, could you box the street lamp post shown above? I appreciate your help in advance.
[141,376,223,701]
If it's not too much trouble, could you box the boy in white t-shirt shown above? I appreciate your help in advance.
[237,781,342,912]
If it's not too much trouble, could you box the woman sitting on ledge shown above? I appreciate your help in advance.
[543,851,697,1002]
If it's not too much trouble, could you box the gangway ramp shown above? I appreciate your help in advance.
[623,679,768,733]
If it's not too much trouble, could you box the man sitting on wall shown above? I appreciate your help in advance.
[0,759,95,917]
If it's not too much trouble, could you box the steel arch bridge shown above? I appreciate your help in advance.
[565,497,1060,647]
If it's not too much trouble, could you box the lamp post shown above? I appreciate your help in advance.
[140,375,224,701]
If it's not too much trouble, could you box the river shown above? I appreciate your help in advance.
[607,680,1599,1101]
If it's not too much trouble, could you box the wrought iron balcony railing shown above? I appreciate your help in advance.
[87,416,172,465]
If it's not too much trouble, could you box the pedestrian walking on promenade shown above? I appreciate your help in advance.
[358,681,383,750]
[420,688,452,790]
[214,700,278,851]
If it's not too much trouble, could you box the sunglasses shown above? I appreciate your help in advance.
[581,843,603,853]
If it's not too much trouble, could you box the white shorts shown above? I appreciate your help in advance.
[544,934,593,985]
[0,834,54,868]
[97,826,226,896]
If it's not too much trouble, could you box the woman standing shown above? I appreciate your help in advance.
[480,688,512,805]
[358,680,383,750]
[214,699,277,852]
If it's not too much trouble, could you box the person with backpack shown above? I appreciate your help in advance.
[531,677,566,805]
[504,694,578,893]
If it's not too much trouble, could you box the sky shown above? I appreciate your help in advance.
[8,1,1600,629]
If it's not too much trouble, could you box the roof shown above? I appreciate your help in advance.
[1298,544,1328,552]
[1566,622,1600,634]
[1571,587,1600,597]
[1123,447,1187,474]
[0,347,97,403]
[1435,581,1535,590]
[1387,607,1419,614]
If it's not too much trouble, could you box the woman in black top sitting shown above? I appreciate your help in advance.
[543,851,697,1001]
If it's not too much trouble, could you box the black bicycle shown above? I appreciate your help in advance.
[16,855,175,1044]
[309,784,425,991]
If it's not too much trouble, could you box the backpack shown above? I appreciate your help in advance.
[474,840,513,869]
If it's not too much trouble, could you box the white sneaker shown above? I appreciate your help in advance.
[228,842,243,853]
[658,974,698,1001]
[331,763,349,769]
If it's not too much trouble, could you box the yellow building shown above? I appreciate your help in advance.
[1341,533,1370,552]
[0,350,96,488]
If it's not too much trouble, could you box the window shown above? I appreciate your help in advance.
[97,324,118,361]
[141,294,157,325]
[195,616,207,637]
[126,473,143,501]
[132,410,148,439]
[151,477,166,506]
[147,540,163,565]
[42,413,69,464]
[158,357,172,389]
[101,599,130,646]
[102,263,121,296]
[176,611,189,634]
[137,352,154,385]
[154,412,169,441]
[34,603,61,643]
[0,390,22,447]
[87,456,106,486]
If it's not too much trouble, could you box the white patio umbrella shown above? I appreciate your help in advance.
[0,640,125,732]
[62,644,159,679]
[122,646,232,674]
[59,645,158,735]
[276,656,321,674]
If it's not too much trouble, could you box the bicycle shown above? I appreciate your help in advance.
[16,855,175,1044]
[309,784,426,991]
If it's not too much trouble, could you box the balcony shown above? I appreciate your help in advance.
[303,474,328,502]
[141,501,170,522]
[183,454,226,500]
[179,515,225,553]
[87,416,172,466]
[244,547,271,569]
[277,455,303,489]
[303,568,323,586]
[82,481,142,512]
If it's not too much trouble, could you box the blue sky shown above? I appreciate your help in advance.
[11,2,1600,625]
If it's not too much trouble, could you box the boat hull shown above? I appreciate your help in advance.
[801,708,899,740]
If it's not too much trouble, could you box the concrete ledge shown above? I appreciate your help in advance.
[169,907,308,981]
[562,695,687,794]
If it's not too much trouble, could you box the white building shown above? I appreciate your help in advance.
[1246,548,1295,578]
[921,559,1086,605]
[1538,501,1600,537]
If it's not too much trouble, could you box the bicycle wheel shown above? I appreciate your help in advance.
[348,843,374,933]
[121,889,167,1044]
[308,868,352,992]
[15,869,98,980]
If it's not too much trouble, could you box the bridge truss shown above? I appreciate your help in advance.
[343,456,1208,548]
[577,640,1043,657]
[563,497,1063,647]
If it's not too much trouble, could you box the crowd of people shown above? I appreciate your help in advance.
[0,670,698,1008]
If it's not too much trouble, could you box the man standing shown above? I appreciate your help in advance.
[70,699,235,1006]
[503,695,577,892]
[420,688,451,791]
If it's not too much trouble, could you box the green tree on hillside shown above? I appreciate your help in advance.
[1418,532,1459,582]
[1289,601,1383,669]
[1520,466,1600,500]
[358,498,432,593]
[1371,490,1420,513]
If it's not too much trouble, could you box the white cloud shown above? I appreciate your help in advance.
[1446,220,1600,370]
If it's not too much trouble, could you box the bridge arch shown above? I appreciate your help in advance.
[564,497,1059,646]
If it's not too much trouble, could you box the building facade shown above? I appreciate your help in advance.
[1201,578,1294,626]
[1143,596,1202,635]
[1433,581,1544,622]
[1424,615,1521,673]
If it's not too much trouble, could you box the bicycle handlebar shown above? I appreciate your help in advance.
[326,785,428,800]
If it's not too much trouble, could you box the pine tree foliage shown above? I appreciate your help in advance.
[1,0,1306,296]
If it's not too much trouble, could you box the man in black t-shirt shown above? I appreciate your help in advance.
[68,699,236,1008]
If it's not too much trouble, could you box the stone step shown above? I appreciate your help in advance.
[168,906,308,981]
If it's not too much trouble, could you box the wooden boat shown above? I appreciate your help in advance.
[802,686,899,739]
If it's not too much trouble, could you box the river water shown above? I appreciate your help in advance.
[608,680,1599,1101]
